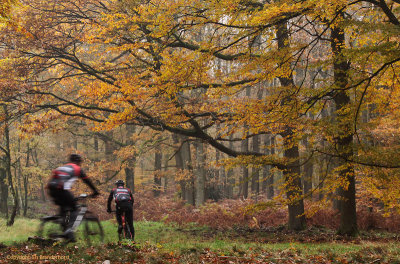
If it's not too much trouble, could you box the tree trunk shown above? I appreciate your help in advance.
[32,148,46,202]
[277,22,306,231]
[153,144,162,197]
[3,104,19,226]
[302,138,313,197]
[194,140,206,206]
[172,134,195,205]
[282,134,306,231]
[0,167,8,216]
[125,125,136,192]
[94,136,99,152]
[16,165,23,216]
[251,134,260,199]
[172,134,185,199]
[331,17,358,236]
[212,148,223,201]
[240,137,249,199]
[264,134,275,199]
[182,138,195,205]
[225,134,235,199]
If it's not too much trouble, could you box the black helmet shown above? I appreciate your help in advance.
[115,180,124,186]
[69,154,82,163]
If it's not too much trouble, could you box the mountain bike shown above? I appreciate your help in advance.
[33,194,104,245]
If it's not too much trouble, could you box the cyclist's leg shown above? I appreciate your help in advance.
[60,206,68,231]
[115,207,123,235]
[122,212,130,238]
[48,188,68,231]
[124,205,134,240]
[61,191,77,241]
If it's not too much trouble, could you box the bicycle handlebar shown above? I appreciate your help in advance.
[75,193,99,201]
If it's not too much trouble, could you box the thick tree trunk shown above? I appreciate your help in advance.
[172,134,195,205]
[125,167,135,193]
[0,167,8,216]
[182,138,195,205]
[283,134,306,231]
[277,22,306,231]
[331,17,358,236]
[172,134,185,199]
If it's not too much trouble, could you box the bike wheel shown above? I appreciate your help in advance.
[124,224,130,239]
[37,217,63,240]
[124,223,134,240]
[79,213,104,245]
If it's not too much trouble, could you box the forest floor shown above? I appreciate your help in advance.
[1,219,400,263]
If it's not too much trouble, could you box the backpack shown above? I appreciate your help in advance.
[114,187,131,203]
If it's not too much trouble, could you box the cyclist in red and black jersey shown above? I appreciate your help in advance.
[47,154,99,241]
[107,180,134,240]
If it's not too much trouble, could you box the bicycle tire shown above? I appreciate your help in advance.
[124,221,134,240]
[37,217,63,240]
[124,224,130,239]
[118,215,131,240]
[80,212,104,245]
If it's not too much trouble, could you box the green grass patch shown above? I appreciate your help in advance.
[1,218,400,263]
[0,218,39,245]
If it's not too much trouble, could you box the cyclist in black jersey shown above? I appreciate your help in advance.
[47,154,99,241]
[107,180,135,240]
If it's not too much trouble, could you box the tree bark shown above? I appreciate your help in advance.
[194,140,206,206]
[3,104,19,226]
[240,137,249,199]
[302,138,313,196]
[331,17,358,236]
[153,144,162,197]
[251,134,260,199]
[277,22,306,231]
[225,134,235,199]
[125,125,136,192]
[264,134,275,199]
[172,134,195,205]
[0,167,8,216]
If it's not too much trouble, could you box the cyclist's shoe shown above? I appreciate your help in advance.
[63,229,76,243]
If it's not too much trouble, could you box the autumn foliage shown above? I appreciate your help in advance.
[0,0,400,237]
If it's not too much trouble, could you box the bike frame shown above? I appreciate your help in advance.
[36,194,103,243]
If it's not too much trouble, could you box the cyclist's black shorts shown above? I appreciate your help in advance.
[48,187,77,211]
[116,201,132,211]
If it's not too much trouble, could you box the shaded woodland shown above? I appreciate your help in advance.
[0,0,399,238]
